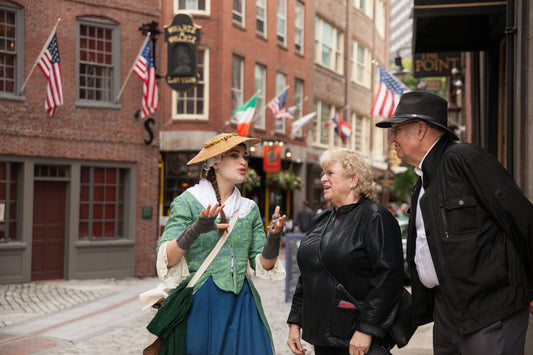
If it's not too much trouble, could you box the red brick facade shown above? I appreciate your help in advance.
[0,0,161,281]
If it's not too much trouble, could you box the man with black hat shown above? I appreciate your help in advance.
[376,91,533,354]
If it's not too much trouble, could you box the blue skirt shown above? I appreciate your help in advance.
[185,277,274,355]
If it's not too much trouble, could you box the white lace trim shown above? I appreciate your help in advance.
[139,242,190,311]
[254,254,286,281]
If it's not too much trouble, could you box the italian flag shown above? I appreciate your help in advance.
[233,94,258,137]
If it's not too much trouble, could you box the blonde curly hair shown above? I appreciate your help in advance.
[319,148,376,201]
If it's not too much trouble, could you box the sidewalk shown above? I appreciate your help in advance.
[0,249,454,354]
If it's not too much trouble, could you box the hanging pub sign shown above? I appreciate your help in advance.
[165,13,201,92]
[263,145,281,173]
[413,52,461,78]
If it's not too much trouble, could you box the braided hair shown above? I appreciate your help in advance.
[206,167,228,232]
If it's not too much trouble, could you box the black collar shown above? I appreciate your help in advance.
[420,135,453,189]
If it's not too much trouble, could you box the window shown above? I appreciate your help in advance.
[313,100,334,146]
[294,2,305,54]
[254,64,266,130]
[314,17,344,73]
[175,0,210,15]
[79,167,126,240]
[256,0,267,36]
[162,153,201,217]
[173,48,209,120]
[277,0,287,45]
[312,101,347,147]
[34,164,68,178]
[0,3,23,98]
[351,41,371,88]
[354,0,373,19]
[274,72,287,134]
[292,78,304,136]
[0,162,19,243]
[233,0,244,26]
[77,17,120,107]
[230,55,244,123]
[351,113,371,156]
[375,0,385,38]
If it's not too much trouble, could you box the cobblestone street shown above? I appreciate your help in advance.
[1,249,530,354]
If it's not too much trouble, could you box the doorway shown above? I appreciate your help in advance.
[31,181,67,281]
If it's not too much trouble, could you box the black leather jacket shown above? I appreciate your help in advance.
[287,197,404,348]
[408,136,533,335]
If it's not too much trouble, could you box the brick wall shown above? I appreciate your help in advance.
[0,0,162,278]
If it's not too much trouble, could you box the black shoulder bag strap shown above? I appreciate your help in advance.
[317,212,366,311]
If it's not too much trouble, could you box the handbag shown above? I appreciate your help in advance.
[317,214,417,349]
[143,208,241,355]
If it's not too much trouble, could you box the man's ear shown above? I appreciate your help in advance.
[417,121,428,141]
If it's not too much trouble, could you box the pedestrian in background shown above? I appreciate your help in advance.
[144,132,286,354]
[376,91,533,354]
[295,200,314,233]
[287,148,404,355]
[316,200,331,215]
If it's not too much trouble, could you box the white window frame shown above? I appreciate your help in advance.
[274,72,287,134]
[312,100,336,148]
[254,64,266,130]
[354,0,373,19]
[292,78,304,137]
[276,0,287,45]
[0,3,24,99]
[351,40,371,88]
[294,1,305,54]
[350,112,371,157]
[174,0,211,16]
[375,0,385,38]
[230,55,244,124]
[256,0,267,36]
[233,0,245,26]
[76,17,120,108]
[314,17,344,74]
[172,47,209,121]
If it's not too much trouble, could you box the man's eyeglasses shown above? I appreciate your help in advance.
[390,120,420,136]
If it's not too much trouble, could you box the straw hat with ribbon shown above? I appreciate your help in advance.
[187,132,261,165]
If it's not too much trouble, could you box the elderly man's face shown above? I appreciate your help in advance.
[389,120,422,166]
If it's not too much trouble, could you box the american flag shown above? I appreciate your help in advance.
[370,66,410,118]
[325,111,352,143]
[133,38,159,118]
[37,31,63,117]
[267,88,293,120]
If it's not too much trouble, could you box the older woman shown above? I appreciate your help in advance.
[287,148,404,355]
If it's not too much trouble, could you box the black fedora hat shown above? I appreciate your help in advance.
[376,91,459,140]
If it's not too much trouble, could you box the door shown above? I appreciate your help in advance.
[32,181,67,281]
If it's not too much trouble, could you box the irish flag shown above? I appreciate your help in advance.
[234,94,258,137]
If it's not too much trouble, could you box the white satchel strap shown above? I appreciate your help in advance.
[187,208,240,288]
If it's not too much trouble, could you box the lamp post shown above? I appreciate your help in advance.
[447,67,464,140]
[391,47,411,81]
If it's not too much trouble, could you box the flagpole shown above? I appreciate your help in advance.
[19,18,62,94]
[115,33,151,104]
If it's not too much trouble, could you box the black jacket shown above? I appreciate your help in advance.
[408,136,533,335]
[287,198,404,348]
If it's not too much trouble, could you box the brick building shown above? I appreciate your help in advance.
[0,0,393,283]
[158,0,392,229]
[0,0,161,283]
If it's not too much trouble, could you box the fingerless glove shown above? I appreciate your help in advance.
[261,230,282,260]
[176,216,217,250]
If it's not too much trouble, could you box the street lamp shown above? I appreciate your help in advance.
[391,48,411,81]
